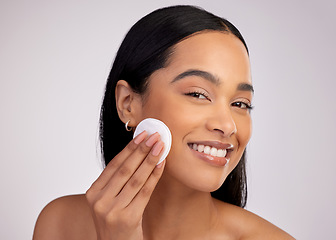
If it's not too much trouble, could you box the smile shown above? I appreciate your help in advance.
[190,143,228,157]
[187,142,233,167]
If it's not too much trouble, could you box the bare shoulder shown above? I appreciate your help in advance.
[213,199,295,239]
[33,194,96,240]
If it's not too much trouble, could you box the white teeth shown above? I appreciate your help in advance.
[210,147,217,156]
[204,146,211,154]
[216,149,227,158]
[197,144,204,152]
[192,143,228,158]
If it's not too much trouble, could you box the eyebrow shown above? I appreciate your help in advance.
[171,69,220,85]
[237,83,254,94]
[171,69,254,93]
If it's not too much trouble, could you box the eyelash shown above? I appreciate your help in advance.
[185,91,254,111]
[232,101,254,111]
[185,91,211,101]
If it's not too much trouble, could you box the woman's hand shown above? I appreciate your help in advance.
[86,131,165,240]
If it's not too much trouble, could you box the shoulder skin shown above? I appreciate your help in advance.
[214,199,295,239]
[33,194,96,240]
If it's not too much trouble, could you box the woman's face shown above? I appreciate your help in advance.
[139,31,253,192]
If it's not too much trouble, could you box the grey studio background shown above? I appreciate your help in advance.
[1,0,335,239]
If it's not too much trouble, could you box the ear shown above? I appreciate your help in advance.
[115,80,142,128]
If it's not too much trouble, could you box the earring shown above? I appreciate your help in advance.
[125,120,132,131]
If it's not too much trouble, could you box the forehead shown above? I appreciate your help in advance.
[165,31,251,84]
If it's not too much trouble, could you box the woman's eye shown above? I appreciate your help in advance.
[185,91,210,101]
[232,101,253,111]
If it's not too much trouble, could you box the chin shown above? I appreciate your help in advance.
[185,180,226,194]
[193,174,228,193]
[165,160,230,193]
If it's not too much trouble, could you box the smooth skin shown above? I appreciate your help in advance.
[33,32,295,239]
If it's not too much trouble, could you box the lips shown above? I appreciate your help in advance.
[187,141,233,167]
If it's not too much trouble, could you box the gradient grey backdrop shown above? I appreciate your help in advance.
[1,0,335,239]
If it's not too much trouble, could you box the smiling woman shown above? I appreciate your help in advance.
[33,5,294,239]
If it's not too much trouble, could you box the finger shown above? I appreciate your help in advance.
[115,140,164,208]
[89,130,148,191]
[101,133,161,198]
[126,159,166,216]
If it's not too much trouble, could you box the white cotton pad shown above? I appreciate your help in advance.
[133,118,172,165]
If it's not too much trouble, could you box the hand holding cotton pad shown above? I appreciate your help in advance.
[133,118,172,165]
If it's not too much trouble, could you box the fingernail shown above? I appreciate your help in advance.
[134,130,147,145]
[151,141,163,156]
[145,132,159,147]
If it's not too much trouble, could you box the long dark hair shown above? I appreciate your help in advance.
[100,5,249,208]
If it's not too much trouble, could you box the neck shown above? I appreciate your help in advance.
[142,171,220,239]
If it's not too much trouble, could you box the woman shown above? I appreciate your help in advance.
[33,5,294,239]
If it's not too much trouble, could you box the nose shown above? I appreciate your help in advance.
[205,106,237,137]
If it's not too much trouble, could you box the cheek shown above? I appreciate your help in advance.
[141,90,195,132]
[141,92,196,162]
[235,114,252,147]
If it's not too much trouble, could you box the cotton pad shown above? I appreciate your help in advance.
[133,118,172,165]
